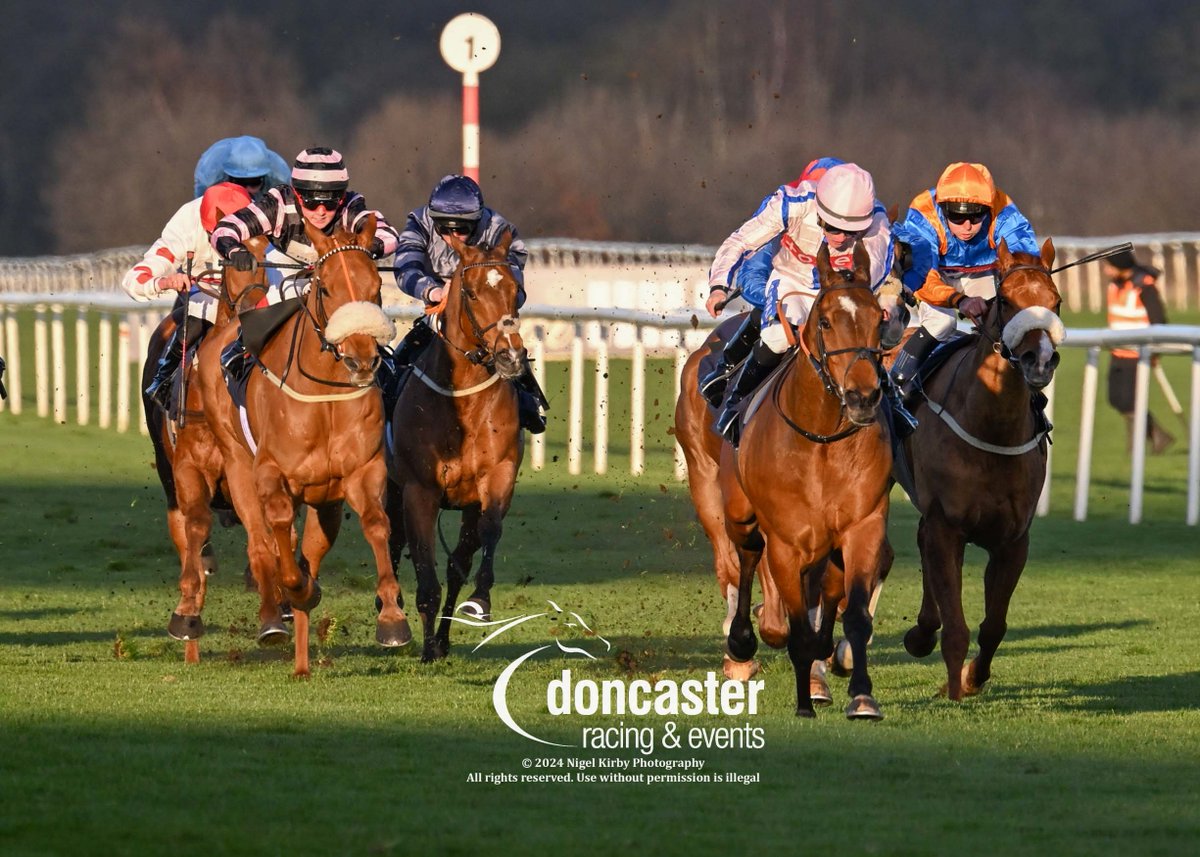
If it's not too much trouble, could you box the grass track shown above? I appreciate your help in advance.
[1,334,1199,856]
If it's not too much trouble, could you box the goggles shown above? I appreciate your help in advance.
[435,220,475,237]
[818,219,863,238]
[295,188,345,212]
[945,210,987,225]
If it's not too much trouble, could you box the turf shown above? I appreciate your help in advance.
[1,332,1198,856]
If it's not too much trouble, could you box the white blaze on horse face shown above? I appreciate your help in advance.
[837,295,858,318]
[486,268,503,288]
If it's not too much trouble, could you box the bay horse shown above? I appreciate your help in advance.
[898,239,1063,700]
[143,254,281,664]
[200,220,410,677]
[674,265,907,696]
[718,243,893,719]
[386,229,527,663]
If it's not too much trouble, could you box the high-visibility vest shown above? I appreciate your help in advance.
[1107,278,1152,358]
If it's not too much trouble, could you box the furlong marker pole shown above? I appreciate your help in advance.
[462,70,480,182]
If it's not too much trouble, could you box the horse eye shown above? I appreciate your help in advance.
[819,317,832,330]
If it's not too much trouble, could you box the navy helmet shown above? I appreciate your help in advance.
[429,175,484,222]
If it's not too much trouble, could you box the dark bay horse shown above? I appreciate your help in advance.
[144,253,274,664]
[674,262,906,696]
[898,239,1063,700]
[718,243,894,719]
[201,220,410,677]
[386,229,528,663]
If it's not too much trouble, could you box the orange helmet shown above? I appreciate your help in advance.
[200,181,252,233]
[935,162,994,215]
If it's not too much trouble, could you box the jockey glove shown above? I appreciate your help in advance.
[369,237,385,259]
[228,248,257,272]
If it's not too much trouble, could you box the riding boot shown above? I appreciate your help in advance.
[515,365,549,434]
[0,355,7,401]
[221,335,252,383]
[700,308,763,407]
[146,320,212,411]
[715,342,782,445]
[890,326,938,402]
[376,344,400,413]
[393,317,436,369]
[881,373,918,438]
[1027,390,1054,438]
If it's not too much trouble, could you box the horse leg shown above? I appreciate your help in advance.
[435,507,482,653]
[345,463,411,648]
[222,453,288,644]
[834,538,891,675]
[167,456,215,663]
[786,613,825,719]
[380,474,407,613]
[722,531,762,681]
[255,463,315,678]
[918,510,969,700]
[838,512,888,719]
[403,483,444,663]
[903,516,944,659]
[966,533,1030,695]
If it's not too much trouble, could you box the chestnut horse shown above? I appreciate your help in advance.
[386,229,527,663]
[200,220,410,677]
[674,265,906,693]
[898,239,1062,700]
[718,243,893,719]
[144,258,279,664]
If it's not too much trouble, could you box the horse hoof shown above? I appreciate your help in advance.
[459,598,491,621]
[722,654,760,682]
[831,639,854,676]
[809,672,832,707]
[420,639,449,663]
[168,612,205,641]
[903,625,937,658]
[376,617,413,647]
[845,694,884,721]
[795,706,817,719]
[257,621,290,645]
[200,542,217,577]
[280,602,294,623]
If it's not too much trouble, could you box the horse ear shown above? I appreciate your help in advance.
[996,238,1013,270]
[1040,237,1055,269]
[852,240,871,282]
[356,213,378,250]
[443,230,467,256]
[304,217,332,254]
[815,243,834,282]
[494,227,513,257]
[246,235,270,260]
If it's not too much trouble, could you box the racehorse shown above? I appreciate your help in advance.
[144,254,276,664]
[897,239,1062,700]
[717,243,894,719]
[386,228,528,663]
[674,258,906,698]
[200,220,410,677]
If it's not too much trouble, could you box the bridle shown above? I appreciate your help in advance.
[976,262,1061,368]
[440,259,521,369]
[773,280,884,443]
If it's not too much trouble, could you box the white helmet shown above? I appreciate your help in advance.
[815,163,876,232]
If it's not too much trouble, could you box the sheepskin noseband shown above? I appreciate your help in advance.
[1002,305,1065,351]
[325,301,396,346]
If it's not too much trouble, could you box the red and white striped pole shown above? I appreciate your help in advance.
[440,14,500,183]
[462,70,480,182]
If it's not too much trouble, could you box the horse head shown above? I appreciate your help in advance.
[990,238,1064,390]
[442,228,526,381]
[809,242,885,426]
[220,235,271,318]
[304,214,393,387]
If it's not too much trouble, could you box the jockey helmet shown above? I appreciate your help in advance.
[936,162,994,216]
[221,136,273,182]
[815,164,876,232]
[200,182,252,233]
[429,175,485,224]
[291,147,349,209]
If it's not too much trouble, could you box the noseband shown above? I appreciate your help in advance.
[980,263,1061,369]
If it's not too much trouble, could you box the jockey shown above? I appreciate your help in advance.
[701,156,845,404]
[389,174,547,434]
[707,162,912,442]
[211,147,401,301]
[124,182,254,409]
[192,135,290,200]
[890,162,1041,395]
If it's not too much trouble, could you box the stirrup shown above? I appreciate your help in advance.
[716,405,741,444]
[700,363,735,407]
[146,372,175,411]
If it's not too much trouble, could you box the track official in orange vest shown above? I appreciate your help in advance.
[1104,248,1174,453]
